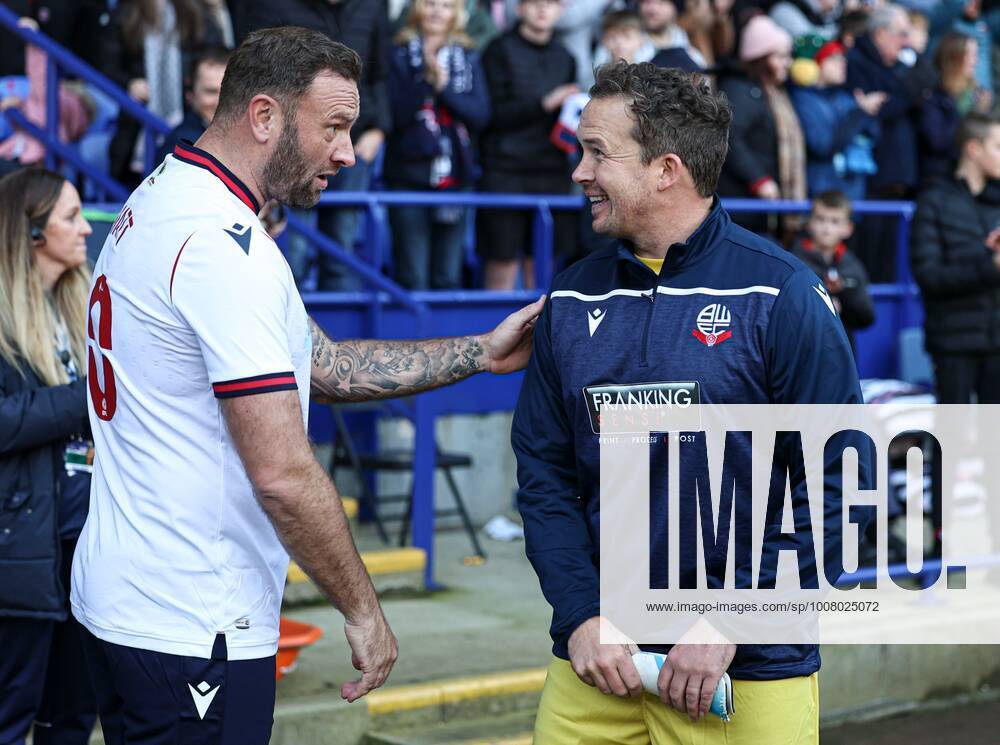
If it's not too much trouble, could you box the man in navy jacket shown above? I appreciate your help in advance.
[513,61,866,744]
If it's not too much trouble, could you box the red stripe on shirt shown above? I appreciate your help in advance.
[169,232,195,302]
[213,376,298,394]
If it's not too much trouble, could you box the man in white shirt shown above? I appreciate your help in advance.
[73,26,543,745]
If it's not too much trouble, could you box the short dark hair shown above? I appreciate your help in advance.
[188,47,231,89]
[601,10,642,36]
[812,190,852,219]
[838,9,869,41]
[589,61,732,197]
[956,112,1000,156]
[214,27,362,127]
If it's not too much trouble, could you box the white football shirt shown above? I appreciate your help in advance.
[71,142,312,660]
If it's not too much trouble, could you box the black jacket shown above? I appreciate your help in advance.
[479,28,576,175]
[0,357,89,619]
[846,35,919,190]
[716,73,779,235]
[236,0,393,138]
[791,237,875,351]
[911,177,1000,355]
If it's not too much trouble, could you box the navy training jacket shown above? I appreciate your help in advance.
[512,199,866,681]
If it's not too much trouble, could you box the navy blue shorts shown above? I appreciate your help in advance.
[82,631,275,745]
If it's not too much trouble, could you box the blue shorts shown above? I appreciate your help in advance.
[82,631,275,745]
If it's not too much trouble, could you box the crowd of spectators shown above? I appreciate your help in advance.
[2,0,1000,301]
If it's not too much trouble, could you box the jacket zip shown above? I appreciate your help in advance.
[640,288,656,367]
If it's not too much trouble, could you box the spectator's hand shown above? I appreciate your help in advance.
[660,641,736,720]
[756,179,781,200]
[825,274,844,294]
[481,295,546,374]
[354,129,384,164]
[17,17,39,32]
[0,96,22,111]
[713,0,735,16]
[424,54,449,93]
[986,227,1000,252]
[854,89,888,116]
[259,199,287,240]
[567,617,642,698]
[542,83,581,113]
[975,88,994,114]
[341,610,398,703]
[128,78,150,103]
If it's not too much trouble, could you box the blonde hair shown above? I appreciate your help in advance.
[395,0,474,48]
[0,168,91,386]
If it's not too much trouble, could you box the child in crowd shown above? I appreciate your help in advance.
[594,11,655,68]
[792,190,875,352]
[791,39,884,200]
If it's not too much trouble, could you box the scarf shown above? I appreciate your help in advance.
[132,0,184,172]
[765,83,806,232]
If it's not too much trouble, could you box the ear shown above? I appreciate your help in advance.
[246,94,281,144]
[655,153,685,192]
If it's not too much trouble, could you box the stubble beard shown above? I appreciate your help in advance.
[262,116,321,210]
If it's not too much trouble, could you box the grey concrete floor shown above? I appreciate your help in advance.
[276,527,554,701]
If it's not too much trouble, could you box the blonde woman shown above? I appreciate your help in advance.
[0,168,97,745]
[386,0,491,289]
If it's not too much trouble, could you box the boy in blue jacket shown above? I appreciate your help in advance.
[513,61,868,744]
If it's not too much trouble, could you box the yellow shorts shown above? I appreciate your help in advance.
[533,658,819,745]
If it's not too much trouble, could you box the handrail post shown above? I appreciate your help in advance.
[533,204,555,290]
[410,306,438,587]
[44,55,59,171]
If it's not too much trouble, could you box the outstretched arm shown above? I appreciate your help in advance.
[309,297,545,403]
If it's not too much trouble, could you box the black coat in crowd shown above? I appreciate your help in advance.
[0,357,89,620]
[478,28,576,176]
[716,72,778,235]
[911,176,1000,355]
[235,0,393,140]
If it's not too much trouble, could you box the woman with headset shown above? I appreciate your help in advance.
[0,168,97,745]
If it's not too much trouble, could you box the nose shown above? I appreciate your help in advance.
[334,133,356,170]
[81,218,93,236]
[572,155,592,186]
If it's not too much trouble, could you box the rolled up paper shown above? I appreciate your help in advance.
[631,651,735,722]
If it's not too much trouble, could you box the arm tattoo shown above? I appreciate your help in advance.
[309,318,487,403]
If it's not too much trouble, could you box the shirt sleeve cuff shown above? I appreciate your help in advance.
[212,371,298,399]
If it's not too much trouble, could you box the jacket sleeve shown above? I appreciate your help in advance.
[512,302,600,647]
[387,48,433,132]
[439,52,492,132]
[757,269,873,589]
[910,191,1000,300]
[481,39,547,130]
[836,254,876,331]
[0,376,89,457]
[720,80,772,189]
[365,4,394,136]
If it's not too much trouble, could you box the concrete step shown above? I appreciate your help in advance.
[284,545,427,606]
[364,710,535,745]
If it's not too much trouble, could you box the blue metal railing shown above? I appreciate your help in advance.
[0,4,170,196]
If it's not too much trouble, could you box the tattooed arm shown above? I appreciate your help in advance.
[308,297,546,403]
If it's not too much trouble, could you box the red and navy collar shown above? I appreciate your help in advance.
[172,140,261,214]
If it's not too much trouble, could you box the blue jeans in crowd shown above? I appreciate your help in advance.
[315,157,373,291]
[388,204,466,290]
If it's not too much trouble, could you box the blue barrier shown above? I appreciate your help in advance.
[0,4,170,194]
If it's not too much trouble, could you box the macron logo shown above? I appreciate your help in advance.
[813,284,836,316]
[588,308,608,337]
[188,681,220,720]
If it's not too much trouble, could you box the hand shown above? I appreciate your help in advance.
[0,96,22,111]
[424,52,449,93]
[659,642,736,720]
[824,274,844,294]
[480,295,546,374]
[985,227,1000,252]
[17,16,39,31]
[128,78,150,103]
[567,617,643,697]
[975,87,994,114]
[542,83,580,113]
[713,0,735,15]
[756,179,781,200]
[341,611,398,702]
[853,89,887,116]
[354,129,385,164]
